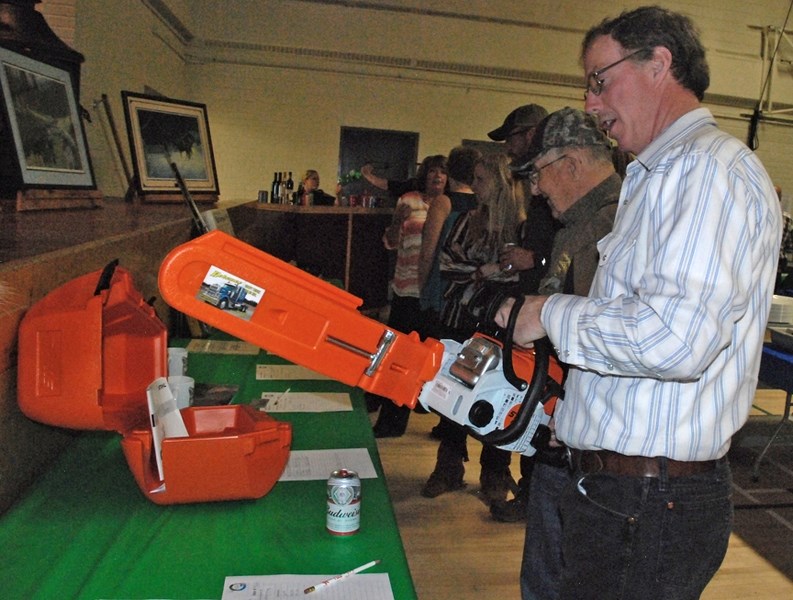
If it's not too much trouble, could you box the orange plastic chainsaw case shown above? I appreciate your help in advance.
[17,263,292,505]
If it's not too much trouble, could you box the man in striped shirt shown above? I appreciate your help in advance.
[497,6,782,599]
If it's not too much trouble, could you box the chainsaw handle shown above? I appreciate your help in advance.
[477,338,552,447]
[94,259,120,296]
[499,295,528,392]
[474,295,552,447]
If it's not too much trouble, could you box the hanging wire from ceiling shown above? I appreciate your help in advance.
[747,0,793,150]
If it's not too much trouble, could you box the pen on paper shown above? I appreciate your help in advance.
[263,387,290,409]
[303,559,381,594]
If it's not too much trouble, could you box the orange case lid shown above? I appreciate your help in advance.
[18,264,168,432]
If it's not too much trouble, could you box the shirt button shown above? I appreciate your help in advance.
[606,362,614,370]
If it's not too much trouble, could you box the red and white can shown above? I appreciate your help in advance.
[326,468,361,535]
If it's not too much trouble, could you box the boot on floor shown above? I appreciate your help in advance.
[479,467,516,505]
[490,478,530,522]
[421,443,466,498]
[372,402,410,438]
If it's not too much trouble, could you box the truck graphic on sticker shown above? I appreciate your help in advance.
[197,266,264,320]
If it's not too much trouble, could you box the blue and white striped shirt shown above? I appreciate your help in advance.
[547,108,782,461]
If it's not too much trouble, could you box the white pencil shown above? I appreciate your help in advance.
[271,387,290,407]
[303,559,381,594]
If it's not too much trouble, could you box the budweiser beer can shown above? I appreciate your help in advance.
[326,469,361,535]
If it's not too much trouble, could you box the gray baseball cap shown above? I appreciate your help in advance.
[487,104,548,141]
[511,107,611,178]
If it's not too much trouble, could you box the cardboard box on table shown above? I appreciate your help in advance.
[16,261,291,505]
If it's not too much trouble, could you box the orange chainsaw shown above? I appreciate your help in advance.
[158,231,564,456]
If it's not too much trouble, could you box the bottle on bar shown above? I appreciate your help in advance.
[270,172,279,204]
[286,171,294,203]
[280,172,288,203]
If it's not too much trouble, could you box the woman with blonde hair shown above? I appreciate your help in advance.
[438,152,525,334]
[422,151,527,500]
[297,169,337,206]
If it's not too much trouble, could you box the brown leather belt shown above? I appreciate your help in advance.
[569,449,718,478]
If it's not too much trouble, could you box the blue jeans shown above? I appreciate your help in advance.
[558,458,733,600]
[521,462,573,600]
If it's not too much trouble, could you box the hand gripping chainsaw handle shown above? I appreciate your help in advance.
[481,295,560,447]
[416,295,564,455]
[158,231,563,455]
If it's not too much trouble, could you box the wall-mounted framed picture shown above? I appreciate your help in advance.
[0,46,96,190]
[121,91,219,200]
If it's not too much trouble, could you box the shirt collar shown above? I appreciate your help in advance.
[632,107,716,173]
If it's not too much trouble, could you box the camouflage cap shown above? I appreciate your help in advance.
[511,107,611,178]
[487,104,548,141]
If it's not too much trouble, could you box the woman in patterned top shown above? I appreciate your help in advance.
[439,152,525,336]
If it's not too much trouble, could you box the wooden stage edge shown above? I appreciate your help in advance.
[3,188,105,212]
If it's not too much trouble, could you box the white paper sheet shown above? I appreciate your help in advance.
[146,377,189,481]
[278,448,378,481]
[256,364,333,381]
[186,339,262,355]
[220,573,394,600]
[254,391,352,413]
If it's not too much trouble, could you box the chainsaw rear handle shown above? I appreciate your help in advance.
[475,295,556,447]
[94,259,120,296]
[498,294,529,393]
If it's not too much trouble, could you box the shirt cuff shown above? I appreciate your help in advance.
[541,293,586,365]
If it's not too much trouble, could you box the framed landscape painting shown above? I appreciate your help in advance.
[0,47,95,189]
[121,91,219,196]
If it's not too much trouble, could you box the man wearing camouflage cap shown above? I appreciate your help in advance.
[512,107,619,297]
[507,106,621,600]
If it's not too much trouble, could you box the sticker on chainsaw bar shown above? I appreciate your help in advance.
[196,265,264,321]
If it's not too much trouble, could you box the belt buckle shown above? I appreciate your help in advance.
[568,449,605,474]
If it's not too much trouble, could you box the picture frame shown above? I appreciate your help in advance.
[0,46,96,189]
[121,91,219,197]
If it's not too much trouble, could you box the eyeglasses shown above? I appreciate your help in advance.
[528,154,568,186]
[584,49,645,99]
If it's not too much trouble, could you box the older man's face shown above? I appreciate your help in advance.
[583,35,656,155]
[529,151,571,218]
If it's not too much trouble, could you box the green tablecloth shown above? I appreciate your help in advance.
[2,343,417,600]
